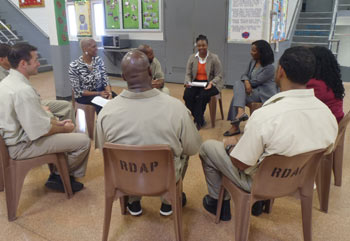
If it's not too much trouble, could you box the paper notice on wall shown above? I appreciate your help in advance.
[228,0,267,43]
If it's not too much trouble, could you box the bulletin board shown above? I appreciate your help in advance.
[141,0,160,29]
[104,0,121,29]
[54,0,69,45]
[19,0,45,8]
[122,0,139,29]
[271,0,289,42]
[104,0,161,30]
[227,0,268,42]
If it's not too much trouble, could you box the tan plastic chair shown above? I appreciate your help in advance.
[102,143,183,241]
[246,102,263,115]
[71,90,95,139]
[208,93,224,128]
[0,136,73,221]
[215,149,326,241]
[316,111,350,212]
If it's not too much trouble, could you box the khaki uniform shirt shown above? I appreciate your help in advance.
[0,65,9,81]
[150,57,164,80]
[96,89,202,175]
[0,69,51,146]
[230,89,338,175]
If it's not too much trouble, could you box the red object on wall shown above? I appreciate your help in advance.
[19,0,45,8]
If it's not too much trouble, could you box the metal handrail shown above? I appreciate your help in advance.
[6,0,49,38]
[328,0,339,49]
[0,20,19,44]
[287,0,302,39]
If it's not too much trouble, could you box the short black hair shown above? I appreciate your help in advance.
[310,46,345,100]
[279,46,315,85]
[196,34,208,44]
[8,43,37,69]
[0,43,11,58]
[252,40,274,67]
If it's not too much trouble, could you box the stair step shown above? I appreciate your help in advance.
[38,64,53,73]
[293,36,329,43]
[296,23,331,30]
[291,42,328,47]
[338,5,350,10]
[295,30,330,36]
[339,0,350,4]
[14,39,29,44]
[298,18,332,24]
[299,12,333,18]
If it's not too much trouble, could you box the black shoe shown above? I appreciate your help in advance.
[45,173,65,192]
[127,201,142,216]
[223,129,241,136]
[202,195,231,221]
[160,192,187,216]
[69,176,84,193]
[231,113,249,125]
[251,201,264,216]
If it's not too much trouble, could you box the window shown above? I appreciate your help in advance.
[67,4,77,38]
[93,3,105,36]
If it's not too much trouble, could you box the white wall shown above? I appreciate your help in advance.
[335,16,350,67]
[9,0,50,36]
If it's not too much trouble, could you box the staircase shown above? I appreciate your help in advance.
[292,12,332,48]
[0,17,52,73]
[339,0,350,10]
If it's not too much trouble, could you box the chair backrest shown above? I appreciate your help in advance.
[335,111,350,147]
[0,136,10,170]
[102,143,175,196]
[251,149,326,200]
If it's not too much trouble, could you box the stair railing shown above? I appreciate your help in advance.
[0,20,19,44]
[328,0,339,52]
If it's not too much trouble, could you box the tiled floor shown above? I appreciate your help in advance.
[1,72,349,241]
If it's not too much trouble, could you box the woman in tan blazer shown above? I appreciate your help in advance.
[183,35,223,130]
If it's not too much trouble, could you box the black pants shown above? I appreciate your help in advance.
[76,91,117,114]
[183,86,219,125]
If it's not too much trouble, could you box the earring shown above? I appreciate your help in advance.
[85,51,88,55]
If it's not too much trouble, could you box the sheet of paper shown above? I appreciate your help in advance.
[91,96,110,107]
[189,82,207,87]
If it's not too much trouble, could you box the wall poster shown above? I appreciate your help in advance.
[122,0,139,29]
[227,0,268,42]
[271,0,289,42]
[141,0,159,29]
[104,0,121,29]
[74,0,92,37]
[19,0,45,8]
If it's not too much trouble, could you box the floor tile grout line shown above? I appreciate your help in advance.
[14,222,51,241]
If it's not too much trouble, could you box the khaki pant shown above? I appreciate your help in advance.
[199,140,252,200]
[128,156,189,204]
[41,99,75,123]
[8,133,90,178]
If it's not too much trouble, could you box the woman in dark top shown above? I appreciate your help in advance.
[224,40,277,136]
[307,46,345,123]
[183,35,223,130]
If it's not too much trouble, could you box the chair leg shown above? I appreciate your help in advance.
[102,196,115,241]
[119,196,128,215]
[263,199,274,214]
[215,185,225,224]
[300,194,313,241]
[0,160,4,192]
[234,197,251,241]
[333,140,344,187]
[209,96,217,128]
[172,185,183,241]
[55,154,73,198]
[316,155,332,213]
[219,98,224,120]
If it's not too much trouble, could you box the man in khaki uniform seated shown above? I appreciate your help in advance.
[0,43,75,122]
[199,46,338,221]
[0,43,91,193]
[96,50,201,216]
[138,44,170,95]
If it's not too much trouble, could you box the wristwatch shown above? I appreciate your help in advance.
[225,144,235,155]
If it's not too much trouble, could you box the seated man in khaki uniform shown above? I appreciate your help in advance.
[0,43,91,193]
[138,44,170,95]
[96,50,201,216]
[199,46,338,221]
[0,43,75,122]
